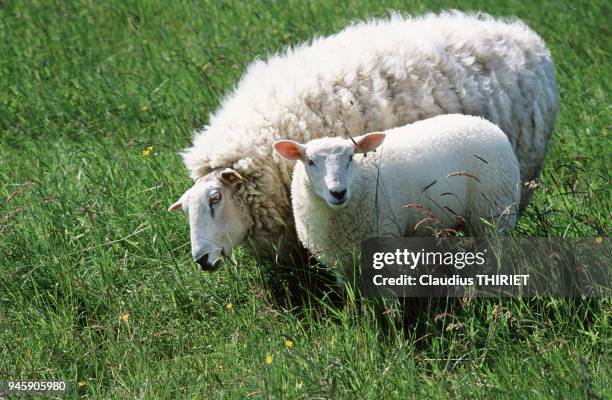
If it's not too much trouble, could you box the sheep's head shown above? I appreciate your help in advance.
[169,168,252,271]
[274,132,386,209]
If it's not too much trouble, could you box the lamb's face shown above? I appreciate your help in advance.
[169,168,252,271]
[302,138,356,208]
[273,133,387,209]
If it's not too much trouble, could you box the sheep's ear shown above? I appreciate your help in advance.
[168,188,190,212]
[273,140,305,160]
[219,168,245,187]
[355,132,386,153]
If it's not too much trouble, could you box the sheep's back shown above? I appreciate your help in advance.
[186,12,556,192]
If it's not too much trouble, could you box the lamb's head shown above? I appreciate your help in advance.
[274,132,386,209]
[169,168,252,271]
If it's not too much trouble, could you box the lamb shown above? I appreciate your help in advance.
[170,11,557,269]
[273,114,521,280]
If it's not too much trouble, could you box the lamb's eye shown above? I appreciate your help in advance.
[209,191,222,207]
[307,159,315,166]
[349,155,353,162]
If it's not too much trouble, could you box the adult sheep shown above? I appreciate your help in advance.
[273,114,521,282]
[170,11,558,269]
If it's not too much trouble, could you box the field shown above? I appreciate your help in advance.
[0,0,610,398]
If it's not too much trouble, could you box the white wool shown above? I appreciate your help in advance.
[180,11,557,258]
[291,114,521,277]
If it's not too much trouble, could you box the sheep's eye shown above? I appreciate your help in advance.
[307,159,315,166]
[348,155,353,162]
[209,191,222,207]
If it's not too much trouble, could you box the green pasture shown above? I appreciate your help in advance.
[0,0,609,398]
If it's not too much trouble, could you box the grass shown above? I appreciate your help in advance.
[0,0,609,398]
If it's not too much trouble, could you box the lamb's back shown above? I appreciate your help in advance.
[358,115,518,233]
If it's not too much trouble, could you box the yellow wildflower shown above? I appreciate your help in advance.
[120,312,129,322]
[284,339,294,348]
[226,303,233,310]
[595,236,603,244]
[142,145,154,157]
[265,355,273,365]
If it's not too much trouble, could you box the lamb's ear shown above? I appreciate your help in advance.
[168,188,190,212]
[273,140,305,160]
[354,132,386,153]
[219,168,245,188]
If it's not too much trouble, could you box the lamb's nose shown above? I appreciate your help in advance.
[330,189,347,200]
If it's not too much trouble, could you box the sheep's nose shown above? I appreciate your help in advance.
[195,252,223,271]
[195,253,212,270]
[330,189,347,200]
